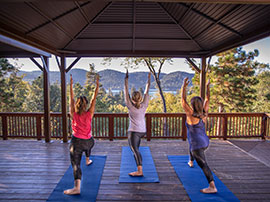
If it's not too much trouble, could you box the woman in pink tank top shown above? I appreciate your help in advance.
[64,74,99,195]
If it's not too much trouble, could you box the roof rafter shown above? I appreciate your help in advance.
[62,2,113,50]
[194,4,243,39]
[177,3,195,24]
[157,2,204,50]
[74,1,90,24]
[25,1,91,35]
[179,3,242,37]
[25,2,74,39]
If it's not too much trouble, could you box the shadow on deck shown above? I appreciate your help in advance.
[0,139,270,202]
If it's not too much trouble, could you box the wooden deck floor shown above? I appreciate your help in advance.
[0,139,270,202]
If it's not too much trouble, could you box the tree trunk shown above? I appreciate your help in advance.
[154,77,168,136]
[155,78,167,113]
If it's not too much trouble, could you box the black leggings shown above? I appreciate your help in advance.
[69,136,95,180]
[190,147,214,184]
[128,131,145,166]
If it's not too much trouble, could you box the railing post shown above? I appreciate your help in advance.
[146,114,151,141]
[222,115,228,140]
[261,114,267,140]
[43,57,51,142]
[108,115,114,141]
[2,115,8,140]
[36,116,42,140]
[60,55,68,143]
[182,115,187,141]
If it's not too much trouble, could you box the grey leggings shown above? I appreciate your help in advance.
[69,136,95,180]
[128,131,145,166]
[189,147,214,183]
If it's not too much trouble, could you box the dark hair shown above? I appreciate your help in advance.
[75,96,89,115]
[132,91,142,109]
[190,96,206,119]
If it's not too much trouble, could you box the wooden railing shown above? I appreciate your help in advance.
[0,112,269,141]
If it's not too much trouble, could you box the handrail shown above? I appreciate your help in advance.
[0,112,268,141]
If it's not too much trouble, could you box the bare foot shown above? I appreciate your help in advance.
[200,187,217,194]
[86,159,92,166]
[129,171,143,177]
[64,188,80,195]
[188,161,194,168]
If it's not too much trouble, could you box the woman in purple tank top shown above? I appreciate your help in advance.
[181,77,217,194]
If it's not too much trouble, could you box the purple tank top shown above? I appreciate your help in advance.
[186,119,209,151]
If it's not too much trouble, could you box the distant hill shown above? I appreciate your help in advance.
[18,69,194,90]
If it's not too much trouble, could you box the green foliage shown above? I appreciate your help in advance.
[23,76,44,112]
[50,82,61,112]
[0,58,28,112]
[190,48,269,112]
[147,92,184,113]
[253,71,270,112]
[2,48,269,114]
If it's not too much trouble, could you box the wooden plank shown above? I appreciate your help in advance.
[1,135,270,201]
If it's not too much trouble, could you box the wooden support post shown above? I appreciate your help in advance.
[43,57,51,143]
[222,115,228,140]
[36,116,42,140]
[60,55,68,143]
[108,115,114,141]
[146,114,151,141]
[182,115,187,141]
[200,57,206,100]
[2,115,8,140]
[261,114,267,140]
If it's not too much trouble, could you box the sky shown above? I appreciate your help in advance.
[8,37,270,74]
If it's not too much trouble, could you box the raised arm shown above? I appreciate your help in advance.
[142,72,151,104]
[69,74,75,119]
[203,79,210,114]
[124,70,132,107]
[88,75,99,118]
[144,72,151,95]
[181,77,193,115]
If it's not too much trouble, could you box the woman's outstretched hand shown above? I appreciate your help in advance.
[183,77,190,88]
[125,69,129,79]
[206,79,210,89]
[70,74,73,85]
[96,74,100,86]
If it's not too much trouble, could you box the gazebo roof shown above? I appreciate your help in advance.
[1,0,270,58]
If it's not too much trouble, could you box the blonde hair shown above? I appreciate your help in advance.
[131,91,142,109]
[75,96,89,115]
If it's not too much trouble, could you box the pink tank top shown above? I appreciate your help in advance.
[72,111,92,139]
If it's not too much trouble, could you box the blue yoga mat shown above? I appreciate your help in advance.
[168,155,239,202]
[119,146,159,183]
[47,155,106,202]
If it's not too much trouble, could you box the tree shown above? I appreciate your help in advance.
[0,58,28,112]
[73,82,84,98]
[190,47,269,112]
[147,92,184,113]
[50,82,61,112]
[103,57,173,113]
[253,71,270,112]
[23,76,44,112]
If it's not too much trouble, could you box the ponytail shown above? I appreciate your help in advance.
[75,96,89,115]
[131,91,142,109]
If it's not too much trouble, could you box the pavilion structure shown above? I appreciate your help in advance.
[1,0,270,142]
